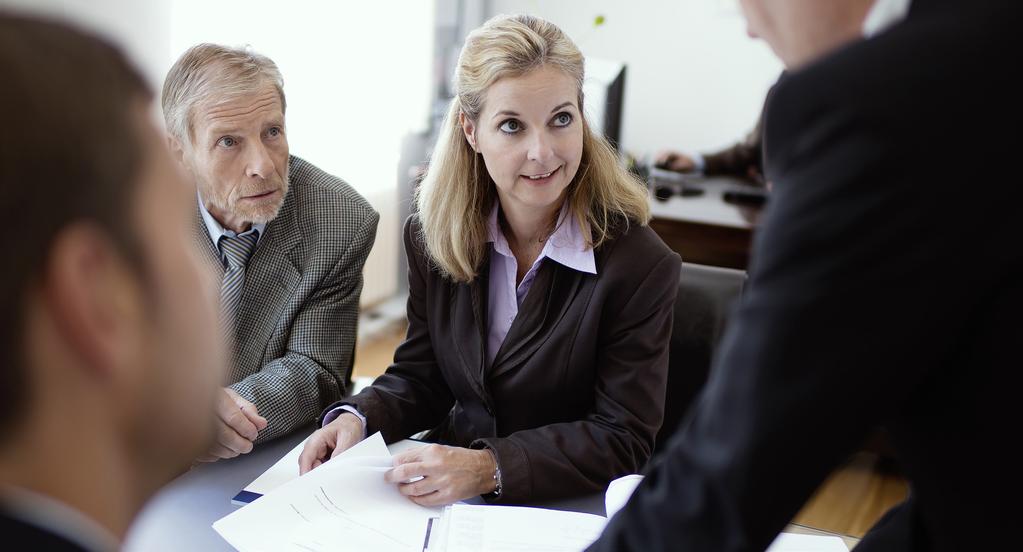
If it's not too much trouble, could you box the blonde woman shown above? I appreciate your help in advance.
[300,14,680,506]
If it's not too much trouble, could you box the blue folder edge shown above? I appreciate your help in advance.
[230,490,263,506]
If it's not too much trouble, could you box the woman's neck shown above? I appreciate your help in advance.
[498,197,564,283]
[499,198,562,248]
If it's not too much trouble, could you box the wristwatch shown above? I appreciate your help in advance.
[484,448,502,498]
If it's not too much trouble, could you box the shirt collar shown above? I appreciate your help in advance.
[0,486,120,552]
[487,201,597,275]
[863,0,912,37]
[198,191,265,246]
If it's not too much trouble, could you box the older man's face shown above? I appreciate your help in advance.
[184,84,290,232]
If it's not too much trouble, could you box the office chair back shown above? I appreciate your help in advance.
[655,262,747,452]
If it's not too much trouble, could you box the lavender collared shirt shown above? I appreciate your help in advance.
[484,202,597,367]
[323,202,597,433]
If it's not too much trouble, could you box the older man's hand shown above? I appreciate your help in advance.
[196,388,268,463]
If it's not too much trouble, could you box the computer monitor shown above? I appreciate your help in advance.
[583,57,626,151]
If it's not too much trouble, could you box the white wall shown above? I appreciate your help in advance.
[0,0,170,87]
[485,0,784,155]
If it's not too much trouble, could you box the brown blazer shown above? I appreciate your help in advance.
[322,215,680,504]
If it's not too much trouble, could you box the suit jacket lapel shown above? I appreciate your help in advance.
[490,260,585,380]
[194,205,224,276]
[232,190,302,375]
[450,250,490,402]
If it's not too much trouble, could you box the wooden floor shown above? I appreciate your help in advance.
[352,323,907,542]
[795,453,907,539]
[352,321,405,380]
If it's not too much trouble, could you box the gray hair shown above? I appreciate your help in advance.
[161,43,286,143]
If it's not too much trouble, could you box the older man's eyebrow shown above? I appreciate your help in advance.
[205,126,241,138]
[206,117,283,136]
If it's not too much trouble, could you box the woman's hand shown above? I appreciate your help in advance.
[385,444,497,507]
[297,412,364,474]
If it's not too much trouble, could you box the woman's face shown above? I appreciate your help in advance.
[461,65,584,217]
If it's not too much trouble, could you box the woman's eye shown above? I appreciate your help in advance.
[218,136,236,148]
[553,112,573,127]
[499,119,522,134]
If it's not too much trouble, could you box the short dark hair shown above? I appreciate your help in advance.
[0,13,153,438]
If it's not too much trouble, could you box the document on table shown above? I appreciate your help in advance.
[426,503,607,552]
[213,432,441,552]
[233,435,427,504]
[423,472,849,552]
[231,437,308,504]
[767,533,849,552]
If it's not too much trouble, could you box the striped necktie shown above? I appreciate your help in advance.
[218,232,259,339]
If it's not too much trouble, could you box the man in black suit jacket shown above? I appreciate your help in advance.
[591,0,1020,550]
[0,13,222,551]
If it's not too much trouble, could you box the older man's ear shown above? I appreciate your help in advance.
[166,134,187,169]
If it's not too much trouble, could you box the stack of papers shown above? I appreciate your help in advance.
[214,433,440,552]
[214,442,849,552]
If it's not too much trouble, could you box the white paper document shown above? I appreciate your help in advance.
[766,533,849,552]
[233,436,428,505]
[213,432,441,552]
[231,437,308,504]
[603,474,644,519]
[428,503,607,552]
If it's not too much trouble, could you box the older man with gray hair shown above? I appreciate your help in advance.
[162,44,378,460]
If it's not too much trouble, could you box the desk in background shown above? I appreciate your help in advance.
[647,171,766,270]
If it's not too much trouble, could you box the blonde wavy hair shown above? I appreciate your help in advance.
[415,14,650,283]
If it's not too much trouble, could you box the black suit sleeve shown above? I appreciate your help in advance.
[590,84,985,551]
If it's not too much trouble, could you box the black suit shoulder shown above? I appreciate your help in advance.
[593,221,681,316]
[0,512,91,552]
[403,212,679,289]
[596,221,678,273]
[767,1,1020,182]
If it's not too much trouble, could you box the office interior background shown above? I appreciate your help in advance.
[4,0,924,547]
[3,0,781,309]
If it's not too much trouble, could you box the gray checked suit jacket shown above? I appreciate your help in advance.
[195,155,379,443]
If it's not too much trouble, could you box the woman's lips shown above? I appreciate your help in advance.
[520,165,562,185]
